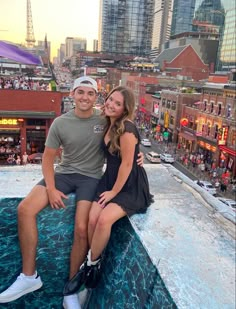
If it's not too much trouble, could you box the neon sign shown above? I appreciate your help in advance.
[0,118,18,125]
[218,126,228,146]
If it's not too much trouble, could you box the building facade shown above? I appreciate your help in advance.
[0,90,63,164]
[171,0,195,36]
[150,0,174,59]
[98,0,154,56]
[216,0,236,72]
[65,37,87,58]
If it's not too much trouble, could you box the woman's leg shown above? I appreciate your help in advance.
[88,201,103,246]
[90,203,126,261]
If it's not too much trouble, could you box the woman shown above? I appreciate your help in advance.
[64,86,153,295]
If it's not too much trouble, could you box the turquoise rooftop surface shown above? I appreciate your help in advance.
[0,164,235,308]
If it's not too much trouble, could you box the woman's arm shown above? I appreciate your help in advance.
[98,132,137,206]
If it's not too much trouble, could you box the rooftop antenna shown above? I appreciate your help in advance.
[25,0,35,48]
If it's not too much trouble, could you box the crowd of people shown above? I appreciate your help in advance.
[0,76,51,91]
[178,149,235,193]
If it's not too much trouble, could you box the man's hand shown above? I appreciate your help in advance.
[137,151,144,166]
[47,188,68,209]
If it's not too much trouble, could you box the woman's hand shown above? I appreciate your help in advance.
[98,190,116,208]
[137,151,144,166]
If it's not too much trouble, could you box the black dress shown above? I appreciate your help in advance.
[94,121,153,216]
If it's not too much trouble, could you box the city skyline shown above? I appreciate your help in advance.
[0,0,100,58]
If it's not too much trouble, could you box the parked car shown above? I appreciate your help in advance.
[216,197,236,211]
[141,138,151,147]
[160,153,175,163]
[194,180,217,196]
[145,151,161,163]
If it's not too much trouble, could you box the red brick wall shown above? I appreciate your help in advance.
[165,45,209,81]
[0,90,63,116]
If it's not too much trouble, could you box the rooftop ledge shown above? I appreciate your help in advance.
[0,164,235,308]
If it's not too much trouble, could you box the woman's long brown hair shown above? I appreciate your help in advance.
[105,86,135,154]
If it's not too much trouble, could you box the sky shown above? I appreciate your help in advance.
[0,0,100,59]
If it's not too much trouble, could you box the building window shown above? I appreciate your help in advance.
[210,102,214,113]
[218,104,222,116]
[167,100,171,109]
[171,101,176,110]
[226,104,231,118]
[204,100,207,111]
[162,98,166,106]
[170,116,174,125]
[207,123,211,136]
[214,124,218,139]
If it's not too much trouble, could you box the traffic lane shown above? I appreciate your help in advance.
[141,143,196,180]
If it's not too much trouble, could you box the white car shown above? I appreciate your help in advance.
[141,138,151,147]
[194,180,217,196]
[216,197,236,211]
[145,151,161,163]
[160,153,175,163]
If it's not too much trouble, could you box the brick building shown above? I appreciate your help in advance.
[0,89,64,163]
[154,45,209,81]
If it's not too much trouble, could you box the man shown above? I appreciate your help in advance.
[0,76,106,309]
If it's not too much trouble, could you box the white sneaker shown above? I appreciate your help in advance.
[0,272,43,303]
[63,294,81,309]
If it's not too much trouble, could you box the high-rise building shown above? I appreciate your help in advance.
[171,0,224,36]
[170,0,234,73]
[151,0,174,59]
[216,0,236,72]
[192,0,225,33]
[93,40,98,52]
[171,0,195,36]
[98,0,154,56]
[65,37,87,58]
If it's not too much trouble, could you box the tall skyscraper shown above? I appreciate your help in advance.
[65,37,87,58]
[170,0,235,73]
[98,0,154,56]
[171,0,195,36]
[193,0,225,33]
[151,0,174,59]
[216,0,236,72]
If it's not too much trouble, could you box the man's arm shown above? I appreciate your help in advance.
[42,146,68,209]
[42,147,57,190]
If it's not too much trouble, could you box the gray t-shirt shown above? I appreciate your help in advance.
[45,109,106,179]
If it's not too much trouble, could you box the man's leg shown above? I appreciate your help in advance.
[0,185,49,303]
[69,200,92,279]
[18,185,50,275]
[63,201,91,309]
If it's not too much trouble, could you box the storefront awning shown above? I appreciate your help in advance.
[0,111,56,119]
[0,129,20,134]
[179,131,196,141]
[219,145,236,156]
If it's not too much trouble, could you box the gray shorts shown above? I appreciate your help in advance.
[37,173,99,202]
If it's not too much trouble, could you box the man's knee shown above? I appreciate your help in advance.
[17,199,31,218]
[74,223,88,241]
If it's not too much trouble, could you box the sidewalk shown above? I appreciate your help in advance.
[147,138,235,201]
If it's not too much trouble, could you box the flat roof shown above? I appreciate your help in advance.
[0,164,235,308]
